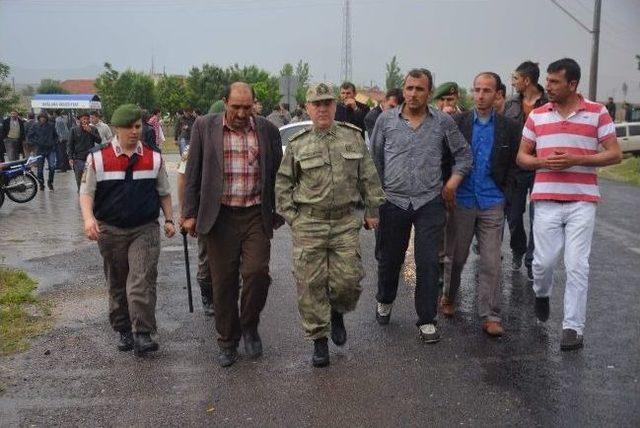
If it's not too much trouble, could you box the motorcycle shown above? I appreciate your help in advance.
[0,155,42,208]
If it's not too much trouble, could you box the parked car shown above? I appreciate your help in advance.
[279,120,312,153]
[615,122,640,156]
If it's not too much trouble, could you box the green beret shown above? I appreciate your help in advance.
[433,82,459,100]
[111,104,142,127]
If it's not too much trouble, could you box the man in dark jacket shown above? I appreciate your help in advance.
[141,110,159,152]
[1,109,26,161]
[67,111,101,191]
[364,88,403,138]
[182,82,283,367]
[335,82,369,137]
[441,72,521,337]
[174,107,195,155]
[503,61,548,280]
[27,112,58,190]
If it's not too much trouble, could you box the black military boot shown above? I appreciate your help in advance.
[133,333,159,357]
[330,310,347,346]
[117,330,134,352]
[312,338,330,368]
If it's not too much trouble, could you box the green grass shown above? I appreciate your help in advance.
[0,267,51,356]
[599,156,640,187]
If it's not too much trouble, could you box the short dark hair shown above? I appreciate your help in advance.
[497,82,507,97]
[515,61,540,84]
[340,81,356,92]
[547,58,581,84]
[385,88,404,104]
[223,82,256,100]
[474,72,502,91]
[403,68,434,91]
[151,108,160,115]
[28,112,35,119]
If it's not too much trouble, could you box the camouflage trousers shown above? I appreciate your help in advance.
[291,212,364,340]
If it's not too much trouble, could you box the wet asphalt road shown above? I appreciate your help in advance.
[0,158,639,427]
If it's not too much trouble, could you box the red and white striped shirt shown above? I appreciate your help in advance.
[522,96,616,202]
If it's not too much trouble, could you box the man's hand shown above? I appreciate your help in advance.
[364,217,379,230]
[164,221,176,238]
[182,217,197,237]
[442,105,456,115]
[84,217,100,241]
[69,159,74,168]
[344,98,357,110]
[442,182,457,212]
[544,150,580,170]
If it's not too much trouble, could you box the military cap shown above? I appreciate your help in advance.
[111,104,142,127]
[432,82,459,100]
[306,83,335,102]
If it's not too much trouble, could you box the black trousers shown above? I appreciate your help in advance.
[56,140,69,171]
[376,197,445,326]
[507,172,535,267]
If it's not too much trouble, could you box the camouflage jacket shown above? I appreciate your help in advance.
[275,121,385,224]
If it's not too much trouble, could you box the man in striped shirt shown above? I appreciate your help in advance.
[516,58,621,351]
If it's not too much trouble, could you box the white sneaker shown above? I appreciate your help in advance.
[377,302,393,316]
[418,323,440,343]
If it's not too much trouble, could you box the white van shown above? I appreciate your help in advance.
[615,122,640,156]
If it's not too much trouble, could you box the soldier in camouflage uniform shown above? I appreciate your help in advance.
[275,83,385,368]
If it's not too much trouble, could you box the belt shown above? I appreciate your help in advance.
[298,205,352,220]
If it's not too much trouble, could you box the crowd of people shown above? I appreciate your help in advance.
[1,56,624,369]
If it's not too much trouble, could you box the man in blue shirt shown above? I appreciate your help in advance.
[441,72,521,336]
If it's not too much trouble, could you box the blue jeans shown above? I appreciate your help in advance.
[179,138,188,156]
[37,150,56,185]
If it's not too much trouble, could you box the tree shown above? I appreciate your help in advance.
[385,55,403,91]
[295,60,311,105]
[155,75,186,116]
[95,63,156,120]
[37,79,68,94]
[457,87,474,110]
[226,64,280,113]
[622,82,628,100]
[20,85,36,97]
[0,62,19,115]
[279,63,294,77]
[185,63,227,113]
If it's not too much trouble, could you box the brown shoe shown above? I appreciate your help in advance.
[482,320,504,337]
[439,296,455,317]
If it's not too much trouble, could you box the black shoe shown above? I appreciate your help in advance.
[243,330,263,359]
[312,338,330,367]
[512,253,523,270]
[117,330,134,352]
[330,310,347,346]
[560,329,584,351]
[133,333,159,356]
[375,302,392,325]
[217,347,238,367]
[526,265,534,281]
[534,297,550,322]
[47,182,53,191]
[201,294,215,317]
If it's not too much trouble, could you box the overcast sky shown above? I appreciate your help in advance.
[1,0,639,102]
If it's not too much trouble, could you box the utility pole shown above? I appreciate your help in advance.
[589,0,601,101]
[341,0,352,83]
[550,0,602,100]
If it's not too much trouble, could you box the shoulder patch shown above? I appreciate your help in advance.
[89,142,109,153]
[337,121,362,133]
[288,127,312,142]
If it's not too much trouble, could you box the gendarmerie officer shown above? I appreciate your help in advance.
[79,104,176,356]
